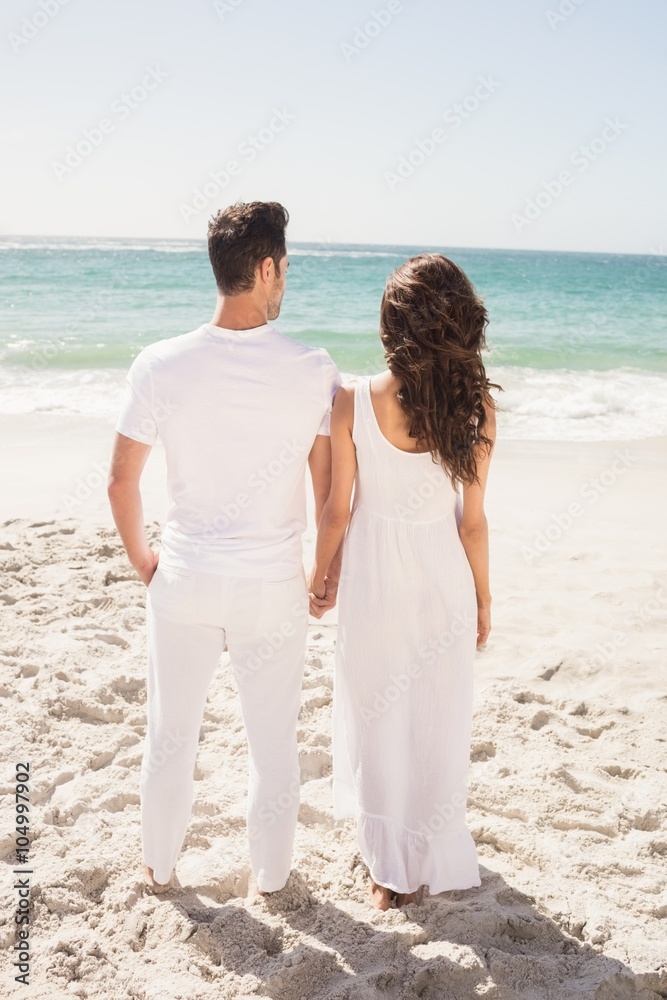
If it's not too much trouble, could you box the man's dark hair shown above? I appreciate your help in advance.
[207,201,289,294]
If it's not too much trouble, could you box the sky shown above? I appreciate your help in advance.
[1,0,665,253]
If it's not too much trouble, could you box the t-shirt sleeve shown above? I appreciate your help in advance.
[317,350,343,436]
[115,349,159,446]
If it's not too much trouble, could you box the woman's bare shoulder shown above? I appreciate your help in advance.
[334,379,359,402]
[331,380,358,425]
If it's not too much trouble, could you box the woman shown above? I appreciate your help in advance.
[309,253,499,910]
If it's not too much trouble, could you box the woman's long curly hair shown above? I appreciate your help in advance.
[379,253,501,487]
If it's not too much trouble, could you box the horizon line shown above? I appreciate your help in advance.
[1,234,664,259]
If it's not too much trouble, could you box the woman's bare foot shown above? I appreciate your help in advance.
[142,862,174,894]
[395,885,425,907]
[368,879,394,910]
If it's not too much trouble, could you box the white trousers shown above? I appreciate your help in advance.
[141,561,309,891]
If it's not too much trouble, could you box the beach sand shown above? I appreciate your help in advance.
[0,412,665,999]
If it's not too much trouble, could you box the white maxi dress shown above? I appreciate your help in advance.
[332,375,482,894]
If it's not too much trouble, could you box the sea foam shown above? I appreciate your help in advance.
[1,364,666,441]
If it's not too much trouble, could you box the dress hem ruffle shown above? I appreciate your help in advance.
[334,778,481,896]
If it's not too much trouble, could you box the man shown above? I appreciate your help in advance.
[108,201,342,895]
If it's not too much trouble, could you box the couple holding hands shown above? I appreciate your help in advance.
[108,200,496,910]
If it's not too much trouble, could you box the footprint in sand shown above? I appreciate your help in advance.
[551,765,585,793]
[94,632,130,649]
[626,809,662,832]
[601,764,636,779]
[299,747,332,781]
[297,801,338,831]
[75,597,114,611]
[110,675,144,702]
[176,850,251,903]
[58,698,125,724]
[531,710,550,730]
[574,721,615,739]
[303,671,332,690]
[301,688,332,712]
[471,741,496,762]
[96,792,141,813]
[539,661,563,681]
[513,690,548,705]
[89,750,116,771]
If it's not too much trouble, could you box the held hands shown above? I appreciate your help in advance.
[308,570,339,618]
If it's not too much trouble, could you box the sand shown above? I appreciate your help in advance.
[0,412,665,999]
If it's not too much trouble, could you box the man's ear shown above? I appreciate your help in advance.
[257,256,273,286]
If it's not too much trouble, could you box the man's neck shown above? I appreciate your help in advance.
[210,293,269,331]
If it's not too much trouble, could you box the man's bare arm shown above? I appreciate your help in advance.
[107,432,158,586]
[308,433,345,585]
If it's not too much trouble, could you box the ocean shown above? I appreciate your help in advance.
[1,236,666,441]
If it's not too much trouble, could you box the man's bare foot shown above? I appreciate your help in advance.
[247,873,274,898]
[395,885,425,907]
[142,862,174,894]
[368,879,393,911]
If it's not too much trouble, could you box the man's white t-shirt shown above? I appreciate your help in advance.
[115,322,342,580]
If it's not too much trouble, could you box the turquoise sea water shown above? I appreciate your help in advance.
[1,236,666,440]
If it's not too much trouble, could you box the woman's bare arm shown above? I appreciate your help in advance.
[458,401,496,647]
[308,384,357,616]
